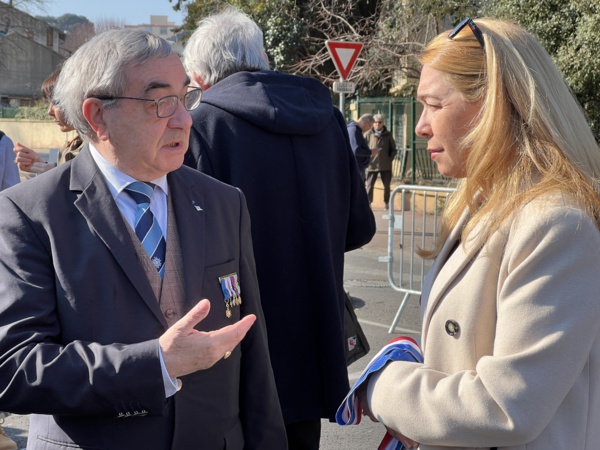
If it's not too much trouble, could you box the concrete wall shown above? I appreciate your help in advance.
[0,119,78,149]
[0,34,64,101]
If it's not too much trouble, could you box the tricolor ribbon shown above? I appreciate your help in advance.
[336,336,423,450]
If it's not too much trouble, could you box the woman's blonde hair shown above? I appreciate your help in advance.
[418,18,600,259]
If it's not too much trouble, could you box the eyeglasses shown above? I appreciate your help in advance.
[448,17,485,50]
[91,87,202,118]
[374,121,383,124]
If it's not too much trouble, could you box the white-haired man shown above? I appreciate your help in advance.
[182,9,375,450]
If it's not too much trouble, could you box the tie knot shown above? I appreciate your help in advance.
[125,181,154,205]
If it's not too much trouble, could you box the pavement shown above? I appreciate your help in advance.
[2,184,429,450]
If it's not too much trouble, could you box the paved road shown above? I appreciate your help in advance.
[2,203,427,449]
[320,204,424,449]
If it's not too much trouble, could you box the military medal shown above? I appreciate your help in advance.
[219,273,242,318]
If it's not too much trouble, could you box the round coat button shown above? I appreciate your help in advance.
[164,309,175,319]
[445,320,460,336]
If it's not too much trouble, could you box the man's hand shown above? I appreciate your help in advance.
[14,143,43,172]
[159,299,255,378]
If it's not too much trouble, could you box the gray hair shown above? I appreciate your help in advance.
[182,8,269,87]
[54,29,174,141]
[373,113,385,122]
[359,114,374,125]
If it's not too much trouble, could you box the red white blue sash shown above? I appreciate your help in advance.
[336,336,423,450]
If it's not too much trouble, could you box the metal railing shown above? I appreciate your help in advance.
[379,185,456,333]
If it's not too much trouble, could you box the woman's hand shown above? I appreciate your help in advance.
[14,143,42,172]
[356,381,378,422]
[357,380,420,448]
[386,426,420,449]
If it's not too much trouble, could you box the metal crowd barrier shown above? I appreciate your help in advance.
[379,185,456,333]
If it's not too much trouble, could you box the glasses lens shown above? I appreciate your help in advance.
[156,96,179,118]
[184,88,202,111]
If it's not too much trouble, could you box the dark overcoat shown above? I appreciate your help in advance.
[184,70,376,424]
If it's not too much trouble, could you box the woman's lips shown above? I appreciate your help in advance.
[428,148,443,158]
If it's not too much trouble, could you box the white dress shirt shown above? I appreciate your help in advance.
[89,143,179,397]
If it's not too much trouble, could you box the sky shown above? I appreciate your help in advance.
[29,0,186,26]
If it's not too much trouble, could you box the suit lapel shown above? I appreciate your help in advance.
[421,209,483,347]
[167,169,207,307]
[70,146,168,327]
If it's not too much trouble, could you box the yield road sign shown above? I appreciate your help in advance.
[326,41,363,81]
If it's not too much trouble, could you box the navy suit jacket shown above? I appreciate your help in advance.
[0,146,286,449]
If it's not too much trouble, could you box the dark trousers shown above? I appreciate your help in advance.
[366,170,393,205]
[285,419,321,450]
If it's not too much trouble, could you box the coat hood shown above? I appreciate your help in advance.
[200,70,334,136]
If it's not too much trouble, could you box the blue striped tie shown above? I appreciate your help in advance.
[124,181,166,278]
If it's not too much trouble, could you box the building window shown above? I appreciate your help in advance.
[160,28,167,35]
[46,27,53,47]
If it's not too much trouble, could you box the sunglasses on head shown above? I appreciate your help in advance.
[448,17,485,50]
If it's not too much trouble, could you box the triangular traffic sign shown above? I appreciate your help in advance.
[326,41,363,81]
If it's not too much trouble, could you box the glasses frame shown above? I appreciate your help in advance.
[448,17,485,50]
[91,87,202,118]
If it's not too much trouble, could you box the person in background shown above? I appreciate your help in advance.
[347,113,374,182]
[0,131,20,190]
[365,113,397,210]
[182,9,375,450]
[13,67,83,175]
[358,18,600,449]
[0,132,17,450]
[0,29,286,450]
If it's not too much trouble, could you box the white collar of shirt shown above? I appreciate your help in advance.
[88,143,168,236]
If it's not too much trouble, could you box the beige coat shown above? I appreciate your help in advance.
[368,194,600,449]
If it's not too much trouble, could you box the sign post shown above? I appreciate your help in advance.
[326,41,363,112]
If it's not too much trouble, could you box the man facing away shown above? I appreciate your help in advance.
[0,29,286,450]
[347,113,374,182]
[182,9,376,450]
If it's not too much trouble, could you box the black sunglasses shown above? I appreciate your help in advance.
[448,17,485,50]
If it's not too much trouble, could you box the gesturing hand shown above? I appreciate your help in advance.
[159,299,256,378]
[13,143,42,172]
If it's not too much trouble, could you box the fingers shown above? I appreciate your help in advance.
[215,313,256,342]
[159,300,257,377]
[170,299,211,336]
[386,427,419,449]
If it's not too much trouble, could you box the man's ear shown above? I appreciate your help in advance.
[190,72,211,91]
[82,98,110,141]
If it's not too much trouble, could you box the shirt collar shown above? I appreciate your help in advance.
[88,143,169,196]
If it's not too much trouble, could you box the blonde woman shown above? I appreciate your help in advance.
[358,18,600,449]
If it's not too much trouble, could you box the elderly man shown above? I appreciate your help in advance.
[365,114,397,210]
[182,9,375,450]
[0,30,286,450]
[347,113,375,182]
